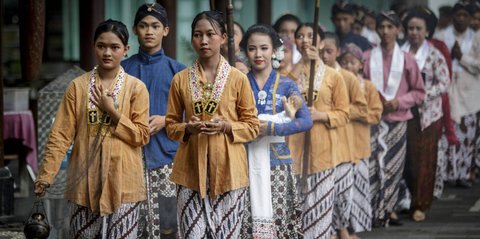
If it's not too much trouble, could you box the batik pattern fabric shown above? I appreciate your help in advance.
[69,201,141,239]
[447,113,477,181]
[401,41,449,130]
[350,159,372,233]
[369,121,407,224]
[434,133,450,198]
[177,186,247,239]
[301,168,335,239]
[405,119,441,211]
[242,164,302,239]
[332,163,354,230]
[368,124,382,216]
[475,111,480,169]
[269,164,302,238]
[138,164,177,238]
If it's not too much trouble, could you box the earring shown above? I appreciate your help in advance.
[124,54,128,57]
[272,53,277,59]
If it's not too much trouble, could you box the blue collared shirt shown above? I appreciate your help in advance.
[122,48,186,169]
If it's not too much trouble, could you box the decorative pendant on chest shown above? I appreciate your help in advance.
[258,90,267,105]
[203,82,214,100]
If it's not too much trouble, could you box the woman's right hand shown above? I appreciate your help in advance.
[185,116,205,135]
[34,181,49,198]
[302,46,321,62]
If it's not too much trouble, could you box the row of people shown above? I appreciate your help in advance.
[33,1,480,238]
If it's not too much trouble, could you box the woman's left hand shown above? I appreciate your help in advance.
[202,116,232,135]
[92,84,115,114]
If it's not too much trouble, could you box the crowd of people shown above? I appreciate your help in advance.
[32,0,480,238]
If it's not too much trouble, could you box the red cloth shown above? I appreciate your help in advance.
[429,38,459,146]
[3,111,38,172]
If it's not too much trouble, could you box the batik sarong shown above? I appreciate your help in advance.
[69,201,140,239]
[332,163,354,230]
[138,164,177,238]
[434,133,450,198]
[177,186,246,239]
[369,121,407,223]
[301,168,335,239]
[447,113,477,181]
[350,159,372,232]
[241,164,302,239]
[405,119,441,211]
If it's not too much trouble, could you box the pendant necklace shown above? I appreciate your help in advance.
[258,90,267,105]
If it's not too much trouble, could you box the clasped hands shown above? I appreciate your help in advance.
[186,116,232,136]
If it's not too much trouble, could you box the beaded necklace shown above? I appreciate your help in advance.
[87,66,125,136]
[188,57,231,115]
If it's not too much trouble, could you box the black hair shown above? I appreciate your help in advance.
[234,21,245,35]
[376,11,401,28]
[452,1,470,15]
[239,24,282,51]
[323,32,341,49]
[468,2,480,15]
[273,14,302,32]
[390,0,408,17]
[294,23,325,40]
[191,11,226,38]
[439,6,453,17]
[331,1,356,16]
[402,7,438,39]
[94,19,129,46]
[361,5,376,19]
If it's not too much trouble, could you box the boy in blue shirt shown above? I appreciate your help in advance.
[122,3,186,238]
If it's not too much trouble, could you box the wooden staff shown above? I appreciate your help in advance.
[301,0,321,194]
[209,0,215,10]
[226,0,235,66]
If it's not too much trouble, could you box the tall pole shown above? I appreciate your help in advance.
[226,0,235,66]
[79,0,104,70]
[256,0,271,25]
[301,0,320,194]
[18,0,45,82]
[0,0,4,167]
[158,0,177,58]
[210,0,226,12]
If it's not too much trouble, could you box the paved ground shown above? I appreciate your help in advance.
[358,182,480,239]
[1,181,479,238]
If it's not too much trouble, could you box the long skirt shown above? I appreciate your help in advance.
[369,120,407,222]
[447,113,477,181]
[241,164,302,239]
[405,119,441,211]
[177,186,247,239]
[69,202,141,239]
[332,163,354,230]
[350,159,372,233]
[475,111,480,170]
[138,164,177,238]
[368,125,382,219]
[301,168,335,239]
[434,133,450,198]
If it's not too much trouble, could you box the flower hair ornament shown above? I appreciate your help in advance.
[272,39,285,69]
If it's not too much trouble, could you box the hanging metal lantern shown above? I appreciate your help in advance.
[24,200,50,239]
